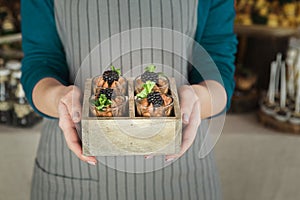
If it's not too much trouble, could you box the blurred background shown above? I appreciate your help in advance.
[1,0,300,200]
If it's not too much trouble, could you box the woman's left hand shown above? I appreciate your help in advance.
[164,85,201,162]
[145,81,225,161]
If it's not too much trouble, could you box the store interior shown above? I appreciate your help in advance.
[1,0,300,200]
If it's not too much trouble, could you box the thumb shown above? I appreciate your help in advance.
[60,86,82,123]
[179,85,198,124]
[70,86,82,123]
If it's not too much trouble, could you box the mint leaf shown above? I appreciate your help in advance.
[136,89,148,99]
[136,81,155,99]
[111,65,121,76]
[94,94,112,111]
[145,64,156,73]
[96,105,105,111]
[144,81,155,93]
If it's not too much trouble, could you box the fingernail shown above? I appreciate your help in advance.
[145,155,154,159]
[87,161,96,166]
[73,112,80,122]
[165,158,175,163]
[183,113,189,123]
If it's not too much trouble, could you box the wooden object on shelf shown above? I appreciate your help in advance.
[0,48,23,60]
[234,24,297,38]
[257,110,300,134]
[0,33,21,44]
[235,74,257,91]
[230,89,258,113]
[82,78,182,156]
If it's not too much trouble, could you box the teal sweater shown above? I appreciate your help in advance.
[21,0,237,118]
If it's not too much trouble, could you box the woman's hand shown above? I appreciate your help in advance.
[57,85,98,165]
[165,80,227,162]
[32,78,97,165]
[164,85,201,162]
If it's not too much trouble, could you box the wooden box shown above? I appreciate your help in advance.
[82,78,182,156]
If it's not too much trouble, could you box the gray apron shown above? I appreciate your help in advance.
[30,0,222,199]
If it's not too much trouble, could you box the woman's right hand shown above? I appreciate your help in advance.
[33,78,97,165]
[57,85,98,165]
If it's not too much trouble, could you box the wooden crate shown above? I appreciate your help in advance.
[82,78,182,156]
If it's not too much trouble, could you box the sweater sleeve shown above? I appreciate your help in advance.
[21,0,70,118]
[190,0,238,110]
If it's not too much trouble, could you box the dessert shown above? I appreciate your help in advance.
[134,65,169,94]
[90,93,127,117]
[93,66,127,96]
[135,81,173,117]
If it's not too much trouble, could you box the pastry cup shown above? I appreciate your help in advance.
[89,95,128,117]
[134,74,169,95]
[135,94,174,117]
[92,75,127,96]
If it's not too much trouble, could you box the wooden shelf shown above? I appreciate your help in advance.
[258,110,300,134]
[0,33,22,44]
[235,24,298,38]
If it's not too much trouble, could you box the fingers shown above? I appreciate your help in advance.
[58,99,97,165]
[179,102,201,154]
[179,85,198,125]
[60,86,82,123]
[145,86,200,161]
[165,101,201,161]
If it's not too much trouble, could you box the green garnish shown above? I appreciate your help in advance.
[145,64,156,73]
[136,81,155,99]
[111,65,121,76]
[145,64,164,76]
[94,94,112,111]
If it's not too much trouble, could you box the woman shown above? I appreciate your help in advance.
[21,0,237,199]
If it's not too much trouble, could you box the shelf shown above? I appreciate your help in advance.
[0,33,22,44]
[234,24,298,38]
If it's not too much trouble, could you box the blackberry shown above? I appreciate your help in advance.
[102,70,119,86]
[141,71,158,83]
[147,92,163,107]
[99,88,113,100]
